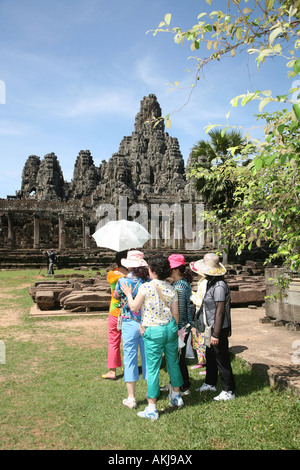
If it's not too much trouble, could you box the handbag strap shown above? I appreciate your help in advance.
[153,281,170,309]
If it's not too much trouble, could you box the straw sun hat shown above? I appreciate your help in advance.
[190,253,226,277]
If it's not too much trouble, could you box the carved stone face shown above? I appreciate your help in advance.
[17,94,198,208]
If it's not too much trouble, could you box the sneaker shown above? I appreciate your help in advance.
[159,383,170,392]
[180,388,191,396]
[122,398,137,409]
[214,391,235,401]
[169,393,184,408]
[199,383,217,392]
[137,406,159,421]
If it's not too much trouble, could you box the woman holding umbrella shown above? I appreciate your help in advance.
[93,219,151,381]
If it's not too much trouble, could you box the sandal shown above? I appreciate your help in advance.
[191,364,205,370]
[102,373,117,380]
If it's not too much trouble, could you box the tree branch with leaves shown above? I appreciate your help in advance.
[151,0,300,272]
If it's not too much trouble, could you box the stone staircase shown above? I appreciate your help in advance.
[0,248,115,270]
[0,248,210,270]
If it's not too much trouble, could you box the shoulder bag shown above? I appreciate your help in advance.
[194,304,205,333]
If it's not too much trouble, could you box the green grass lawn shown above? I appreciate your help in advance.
[0,269,299,450]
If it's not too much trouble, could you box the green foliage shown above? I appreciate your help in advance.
[150,0,300,130]
[152,1,300,272]
[265,271,291,302]
[194,111,300,270]
[189,129,251,209]
[151,1,300,82]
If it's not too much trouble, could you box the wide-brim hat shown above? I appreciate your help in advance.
[121,250,148,268]
[190,253,226,276]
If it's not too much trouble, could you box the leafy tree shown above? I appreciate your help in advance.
[189,128,248,207]
[151,1,300,124]
[222,110,300,267]
[189,128,253,264]
[151,0,300,272]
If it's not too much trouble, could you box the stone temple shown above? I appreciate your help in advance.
[0,94,215,268]
[0,94,273,314]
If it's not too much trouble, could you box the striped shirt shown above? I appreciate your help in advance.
[173,278,193,331]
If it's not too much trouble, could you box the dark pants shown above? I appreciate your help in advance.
[179,343,190,391]
[205,328,235,392]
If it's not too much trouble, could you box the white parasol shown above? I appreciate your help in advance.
[92,219,151,252]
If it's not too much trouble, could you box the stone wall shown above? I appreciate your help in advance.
[265,268,300,325]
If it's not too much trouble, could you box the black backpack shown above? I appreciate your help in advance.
[50,252,57,262]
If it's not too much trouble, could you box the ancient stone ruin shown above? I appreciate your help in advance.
[0,94,204,259]
[29,260,267,317]
[29,274,112,315]
[0,93,271,315]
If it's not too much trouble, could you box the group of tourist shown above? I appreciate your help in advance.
[102,249,235,421]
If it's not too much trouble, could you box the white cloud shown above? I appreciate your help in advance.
[61,88,138,118]
[135,56,166,89]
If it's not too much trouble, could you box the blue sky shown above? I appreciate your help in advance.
[0,0,292,198]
